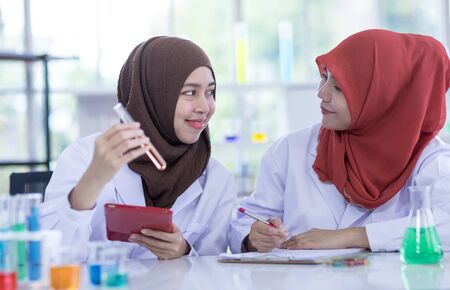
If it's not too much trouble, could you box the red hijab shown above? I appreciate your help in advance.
[313,29,450,209]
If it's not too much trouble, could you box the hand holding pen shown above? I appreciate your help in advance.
[239,208,289,253]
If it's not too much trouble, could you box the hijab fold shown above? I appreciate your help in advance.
[117,37,214,208]
[313,29,449,209]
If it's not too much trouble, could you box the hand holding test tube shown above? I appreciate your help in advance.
[113,103,167,171]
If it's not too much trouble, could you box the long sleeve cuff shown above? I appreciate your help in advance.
[229,218,253,253]
[365,217,408,252]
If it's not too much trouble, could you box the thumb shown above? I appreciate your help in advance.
[171,223,180,233]
[268,217,283,227]
[268,217,288,236]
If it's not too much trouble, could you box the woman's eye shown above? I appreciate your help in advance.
[206,90,214,96]
[334,86,341,92]
[182,90,195,96]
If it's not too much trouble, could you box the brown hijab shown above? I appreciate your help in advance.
[117,36,215,208]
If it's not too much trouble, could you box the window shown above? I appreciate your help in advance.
[0,0,449,195]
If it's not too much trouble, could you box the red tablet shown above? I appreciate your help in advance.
[104,203,173,242]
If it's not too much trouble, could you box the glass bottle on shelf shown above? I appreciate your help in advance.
[400,186,443,264]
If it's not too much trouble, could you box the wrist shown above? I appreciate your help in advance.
[69,171,105,210]
[345,227,369,249]
[243,235,256,252]
[82,167,109,190]
[183,239,191,256]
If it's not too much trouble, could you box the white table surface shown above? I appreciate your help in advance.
[113,253,450,290]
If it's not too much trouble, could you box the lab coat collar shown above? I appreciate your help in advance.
[307,130,370,228]
[113,165,204,214]
[307,136,345,226]
[171,178,203,215]
[338,204,371,228]
[113,165,146,206]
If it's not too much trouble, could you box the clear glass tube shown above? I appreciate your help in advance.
[113,103,167,171]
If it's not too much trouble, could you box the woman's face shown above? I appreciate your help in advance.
[317,71,351,131]
[174,66,216,144]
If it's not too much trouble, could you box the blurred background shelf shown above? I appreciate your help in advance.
[0,0,448,194]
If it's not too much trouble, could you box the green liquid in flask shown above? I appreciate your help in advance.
[401,227,443,264]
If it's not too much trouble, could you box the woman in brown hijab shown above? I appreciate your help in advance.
[42,37,237,260]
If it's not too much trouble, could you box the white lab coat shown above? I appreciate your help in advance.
[41,133,237,259]
[230,123,450,253]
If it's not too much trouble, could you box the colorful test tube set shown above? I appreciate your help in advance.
[0,194,62,289]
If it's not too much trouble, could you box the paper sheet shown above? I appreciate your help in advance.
[219,248,366,262]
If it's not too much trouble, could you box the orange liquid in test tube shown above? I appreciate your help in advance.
[50,265,80,290]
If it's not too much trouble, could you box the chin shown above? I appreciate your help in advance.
[322,121,339,131]
[180,135,201,144]
[322,124,347,131]
[321,121,333,130]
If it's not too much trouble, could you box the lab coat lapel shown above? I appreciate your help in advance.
[338,205,371,228]
[307,144,345,226]
[171,180,202,215]
[113,165,146,206]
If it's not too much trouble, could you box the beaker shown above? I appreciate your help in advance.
[100,244,129,288]
[400,186,443,264]
[49,246,81,290]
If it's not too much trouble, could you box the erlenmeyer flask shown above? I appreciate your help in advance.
[400,186,443,264]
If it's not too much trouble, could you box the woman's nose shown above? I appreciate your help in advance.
[195,95,210,113]
[318,86,331,102]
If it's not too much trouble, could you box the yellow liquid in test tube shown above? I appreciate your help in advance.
[251,132,268,143]
[234,22,248,84]
[236,39,247,84]
[50,265,80,290]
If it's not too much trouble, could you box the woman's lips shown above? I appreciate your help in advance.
[185,119,206,130]
[321,106,335,114]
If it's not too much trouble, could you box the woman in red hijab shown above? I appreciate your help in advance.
[230,29,450,253]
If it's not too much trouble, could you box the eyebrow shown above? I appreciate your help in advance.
[183,82,216,88]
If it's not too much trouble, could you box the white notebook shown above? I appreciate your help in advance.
[218,248,367,264]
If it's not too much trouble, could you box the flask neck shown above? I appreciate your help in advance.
[409,186,431,210]
[409,208,436,228]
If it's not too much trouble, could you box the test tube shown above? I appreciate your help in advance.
[26,193,43,283]
[113,103,167,171]
[0,197,8,272]
[10,196,27,282]
[0,196,11,232]
[0,197,17,290]
[0,232,17,290]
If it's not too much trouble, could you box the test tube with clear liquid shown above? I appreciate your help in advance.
[113,103,167,171]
